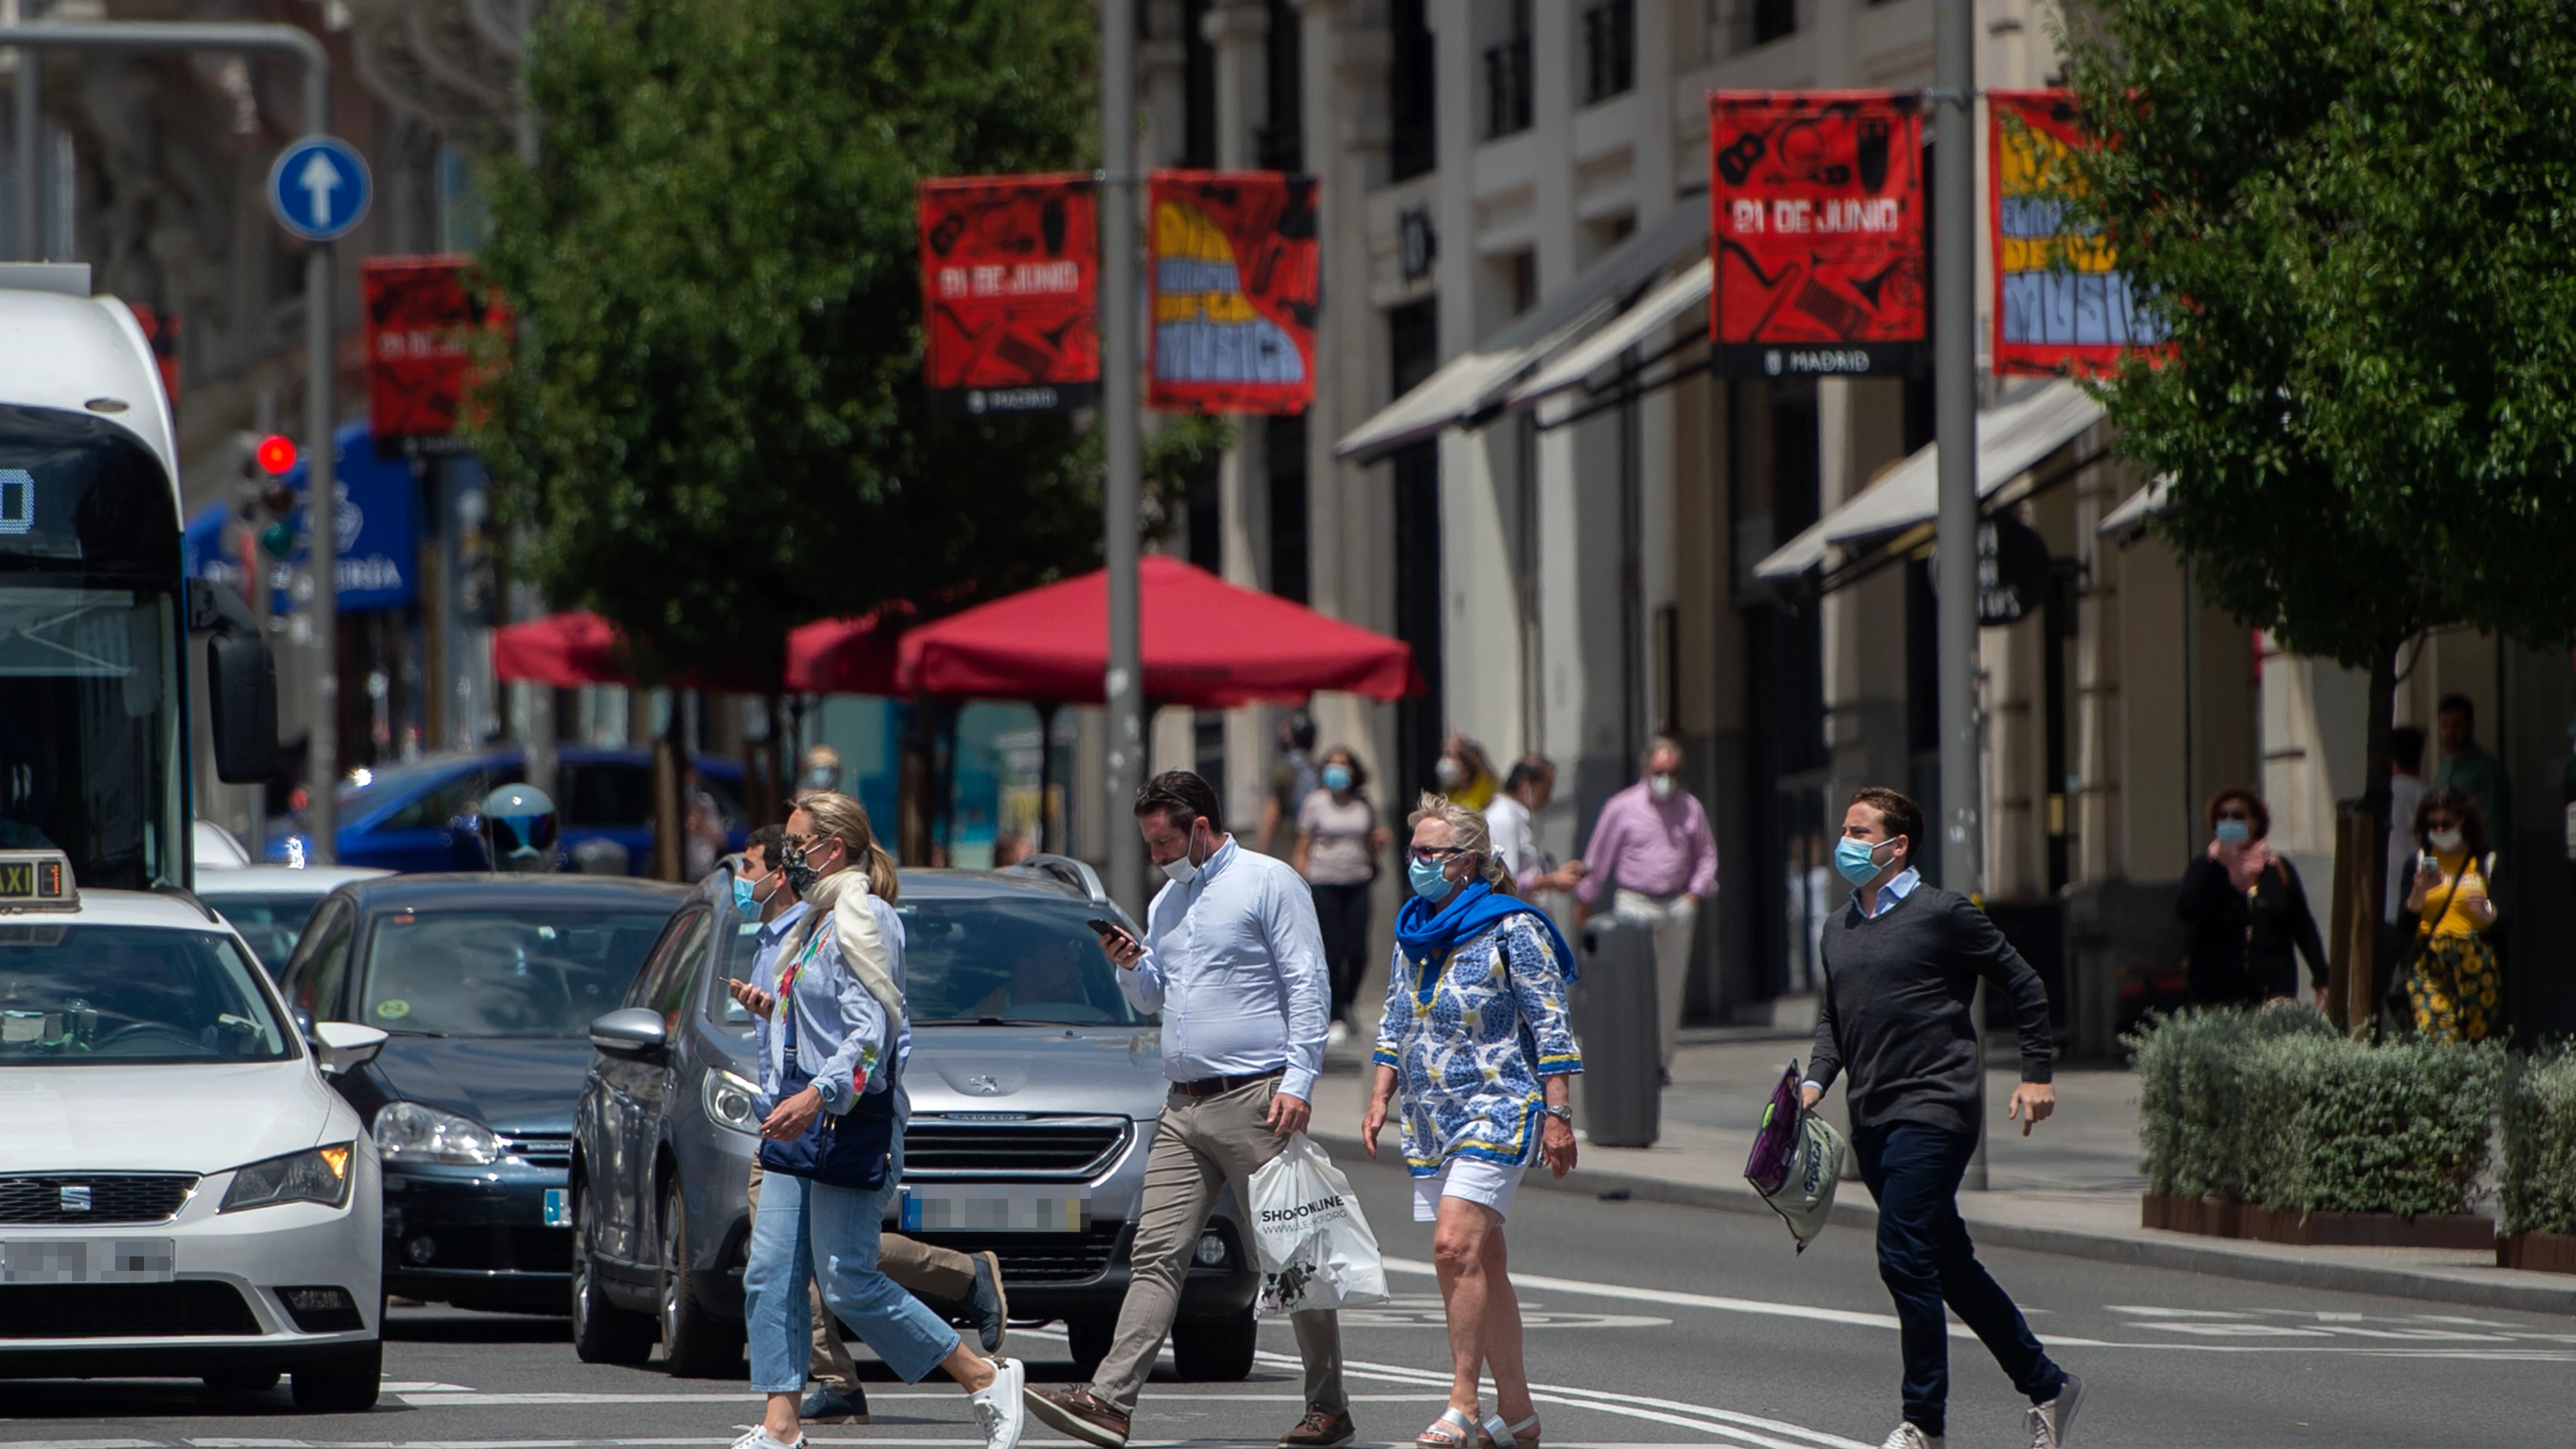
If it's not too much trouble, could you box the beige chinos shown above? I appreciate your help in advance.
[745,1163,979,1391]
[1088,1075,1345,1416]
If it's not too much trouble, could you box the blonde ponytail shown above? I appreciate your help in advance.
[795,790,903,902]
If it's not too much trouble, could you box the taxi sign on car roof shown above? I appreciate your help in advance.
[0,850,77,911]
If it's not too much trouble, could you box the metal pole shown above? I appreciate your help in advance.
[13,33,35,260]
[1931,0,1983,1186]
[1100,0,1144,915]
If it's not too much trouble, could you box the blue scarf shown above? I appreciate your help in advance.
[1391,881,1579,987]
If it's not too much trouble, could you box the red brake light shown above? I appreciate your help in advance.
[255,434,298,474]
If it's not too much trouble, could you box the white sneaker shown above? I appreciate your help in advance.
[972,1357,1027,1449]
[2027,1374,2083,1449]
[1326,1019,1351,1047]
[728,1429,804,1449]
[1878,1425,1942,1449]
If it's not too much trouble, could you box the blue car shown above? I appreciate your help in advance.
[267,747,750,876]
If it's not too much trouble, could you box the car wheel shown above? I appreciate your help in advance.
[1062,1312,1115,1376]
[291,1340,383,1412]
[658,1177,739,1377]
[203,1368,280,1393]
[570,1179,656,1365]
[1169,1308,1256,1382]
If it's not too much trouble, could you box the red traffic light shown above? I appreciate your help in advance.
[254,434,298,474]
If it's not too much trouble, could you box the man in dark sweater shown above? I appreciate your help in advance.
[1800,787,2082,1449]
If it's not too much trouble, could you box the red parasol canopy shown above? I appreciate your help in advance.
[785,602,915,695]
[490,609,774,693]
[896,555,1423,708]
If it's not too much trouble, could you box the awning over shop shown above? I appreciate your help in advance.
[784,602,913,695]
[491,609,777,694]
[1753,379,2106,583]
[2097,474,2173,540]
[1334,199,1711,464]
[1503,256,1712,419]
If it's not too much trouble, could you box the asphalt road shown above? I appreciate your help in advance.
[4,1149,2571,1449]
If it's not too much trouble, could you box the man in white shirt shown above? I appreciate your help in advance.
[1025,772,1348,1449]
[1484,755,1588,896]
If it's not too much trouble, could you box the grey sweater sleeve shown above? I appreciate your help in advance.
[1806,966,1843,1094]
[1949,894,2053,1084]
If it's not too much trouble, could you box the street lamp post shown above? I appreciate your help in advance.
[1099,0,1144,915]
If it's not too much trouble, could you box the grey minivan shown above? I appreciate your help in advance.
[568,858,1262,1378]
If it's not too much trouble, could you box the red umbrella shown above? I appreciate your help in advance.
[785,601,915,695]
[490,609,774,693]
[896,555,1423,707]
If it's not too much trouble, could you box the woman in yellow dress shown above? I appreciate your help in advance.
[2400,786,2502,1043]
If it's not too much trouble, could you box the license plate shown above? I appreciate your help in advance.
[1,1238,176,1284]
[542,1188,569,1227]
[900,1187,1090,1233]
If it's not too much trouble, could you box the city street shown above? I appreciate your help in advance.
[4,1148,2569,1449]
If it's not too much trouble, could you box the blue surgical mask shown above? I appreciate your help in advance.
[1408,856,1453,901]
[1321,764,1353,792]
[1835,836,1890,887]
[2214,819,2251,845]
[732,875,758,916]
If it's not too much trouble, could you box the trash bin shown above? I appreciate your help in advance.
[1575,916,1661,1148]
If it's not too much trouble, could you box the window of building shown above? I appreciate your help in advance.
[1389,0,1437,180]
[1183,0,1217,169]
[1485,0,1534,140]
[1583,0,1634,105]
[1712,0,1798,54]
[1258,0,1304,172]
[1388,298,1444,802]
[1754,0,1798,46]
[1266,414,1309,604]
[1389,297,1441,395]
[1507,250,1539,316]
[1186,456,1221,572]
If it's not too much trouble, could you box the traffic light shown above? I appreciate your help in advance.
[254,434,297,475]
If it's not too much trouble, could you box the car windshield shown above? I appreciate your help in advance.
[0,923,293,1064]
[361,907,673,1038]
[200,890,328,979]
[901,895,1147,1026]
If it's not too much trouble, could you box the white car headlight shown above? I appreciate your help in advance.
[221,1144,355,1212]
[703,1067,762,1137]
[373,1101,502,1165]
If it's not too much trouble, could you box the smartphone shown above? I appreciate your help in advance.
[1086,917,1130,942]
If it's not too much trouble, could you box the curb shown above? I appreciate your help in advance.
[1309,1130,2576,1318]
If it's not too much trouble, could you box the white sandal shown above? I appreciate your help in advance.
[1416,1407,1483,1449]
[1483,1413,1540,1449]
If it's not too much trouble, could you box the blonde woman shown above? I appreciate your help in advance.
[1360,793,1580,1449]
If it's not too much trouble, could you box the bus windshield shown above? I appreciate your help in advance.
[0,584,185,891]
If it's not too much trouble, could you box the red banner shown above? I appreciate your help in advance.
[361,256,509,457]
[1708,91,1925,379]
[917,174,1099,416]
[1147,170,1318,414]
[1988,90,2168,375]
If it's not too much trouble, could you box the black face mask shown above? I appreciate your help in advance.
[782,842,821,895]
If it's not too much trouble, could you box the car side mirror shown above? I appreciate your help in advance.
[589,1007,668,1061]
[191,580,278,785]
[311,1021,389,1076]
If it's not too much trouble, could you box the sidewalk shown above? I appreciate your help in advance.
[1307,1028,2576,1316]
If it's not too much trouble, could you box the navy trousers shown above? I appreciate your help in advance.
[1854,1120,2065,1437]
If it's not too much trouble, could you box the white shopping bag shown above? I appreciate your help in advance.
[1246,1134,1390,1316]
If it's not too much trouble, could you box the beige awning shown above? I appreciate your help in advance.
[2097,474,2172,539]
[1503,256,1712,415]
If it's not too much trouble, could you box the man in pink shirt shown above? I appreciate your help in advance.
[1572,737,1718,1076]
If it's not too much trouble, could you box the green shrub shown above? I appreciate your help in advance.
[2502,1045,2576,1236]
[2126,1005,2334,1199]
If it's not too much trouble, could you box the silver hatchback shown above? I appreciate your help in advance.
[570,859,1262,1379]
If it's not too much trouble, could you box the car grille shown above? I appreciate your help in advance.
[0,1174,196,1226]
[0,1281,260,1338]
[501,1133,572,1170]
[914,1226,1124,1284]
[901,1117,1130,1179]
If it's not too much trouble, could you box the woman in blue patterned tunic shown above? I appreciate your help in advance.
[1360,793,1581,1449]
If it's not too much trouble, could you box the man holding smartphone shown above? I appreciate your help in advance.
[1024,771,1348,1449]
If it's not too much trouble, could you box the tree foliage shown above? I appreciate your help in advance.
[2057,0,2576,671]
[471,0,1218,682]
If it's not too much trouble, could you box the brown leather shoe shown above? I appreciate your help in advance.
[1281,1407,1358,1448]
[1023,1385,1131,1449]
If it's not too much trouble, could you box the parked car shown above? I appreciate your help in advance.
[263,747,750,877]
[277,873,685,1314]
[569,856,1262,1378]
[0,849,387,1409]
[196,865,395,978]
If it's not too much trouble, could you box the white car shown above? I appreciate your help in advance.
[194,863,395,979]
[0,849,388,1409]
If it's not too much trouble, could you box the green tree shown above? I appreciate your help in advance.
[2055,0,2576,1019]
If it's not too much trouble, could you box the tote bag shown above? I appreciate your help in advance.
[1247,1134,1390,1316]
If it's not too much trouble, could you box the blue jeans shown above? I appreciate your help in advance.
[1854,1121,2065,1437]
[743,1139,959,1393]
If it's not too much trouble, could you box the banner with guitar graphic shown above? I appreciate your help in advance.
[1708,91,1926,379]
[917,174,1100,416]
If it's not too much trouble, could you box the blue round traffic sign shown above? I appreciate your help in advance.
[267,136,372,242]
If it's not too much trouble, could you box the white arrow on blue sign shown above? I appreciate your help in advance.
[266,135,372,242]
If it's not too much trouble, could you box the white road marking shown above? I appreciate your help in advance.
[1287,1349,1872,1449]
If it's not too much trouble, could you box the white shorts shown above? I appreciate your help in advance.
[1412,1156,1528,1223]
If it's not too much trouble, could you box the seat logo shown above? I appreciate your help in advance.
[58,1184,91,1213]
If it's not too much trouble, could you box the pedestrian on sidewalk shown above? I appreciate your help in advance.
[726,795,1024,1449]
[1294,745,1391,1042]
[1485,756,1588,899]
[2174,788,2329,1010]
[1801,787,2081,1449]
[1027,771,1351,1449]
[1361,793,1580,1449]
[2433,694,2511,850]
[1571,736,1718,1078]
[2399,786,2503,1043]
[1259,711,1322,856]
[1436,730,1500,811]
[735,828,1009,1426]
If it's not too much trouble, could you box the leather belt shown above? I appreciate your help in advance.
[1169,1068,1283,1100]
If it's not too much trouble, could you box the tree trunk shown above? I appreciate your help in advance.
[652,691,685,882]
[1034,701,1060,855]
[897,698,932,865]
[2344,637,2402,1034]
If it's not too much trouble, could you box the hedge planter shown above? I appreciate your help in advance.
[2144,1191,2492,1250]
[2497,1232,2576,1275]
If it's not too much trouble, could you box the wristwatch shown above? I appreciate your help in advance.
[1542,1103,1574,1123]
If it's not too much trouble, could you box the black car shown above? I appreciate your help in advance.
[277,873,686,1313]
[570,857,1263,1378]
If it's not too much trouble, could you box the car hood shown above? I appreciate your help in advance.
[367,1036,594,1135]
[901,1026,1171,1118]
[0,1061,353,1174]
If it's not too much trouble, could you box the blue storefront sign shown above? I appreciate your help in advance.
[278,419,420,612]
